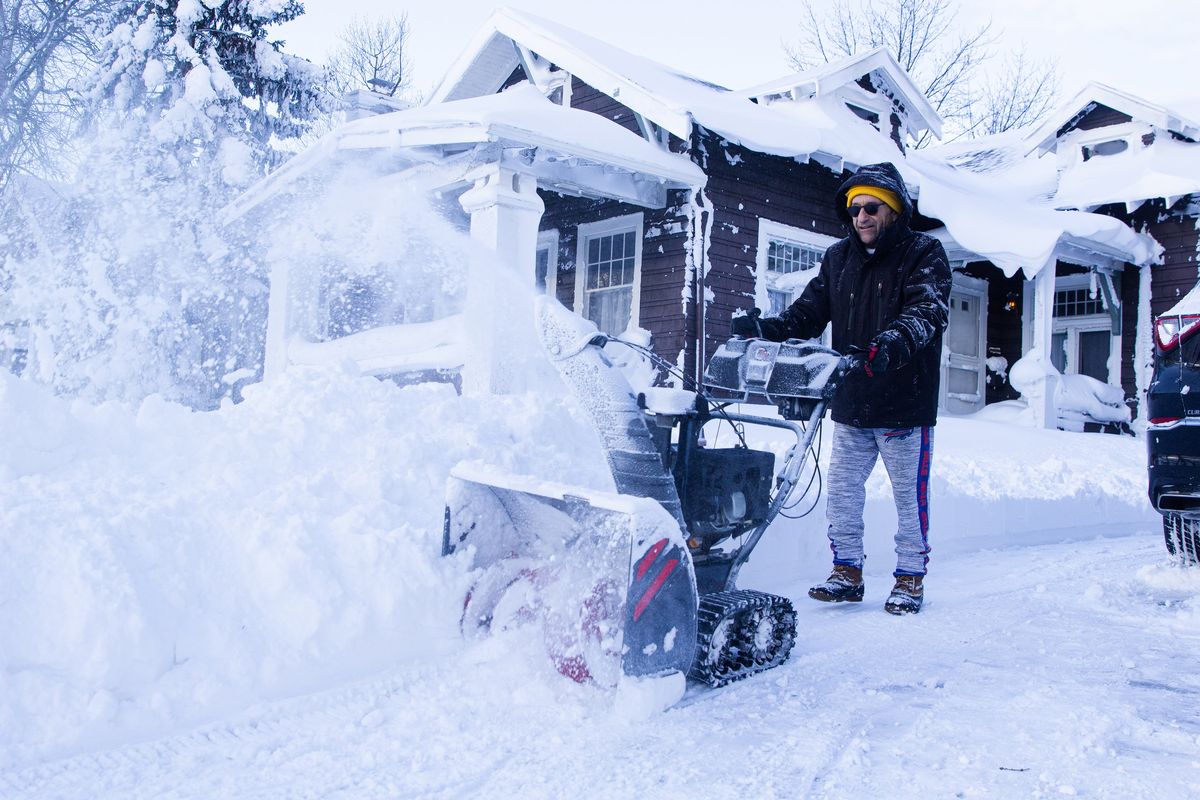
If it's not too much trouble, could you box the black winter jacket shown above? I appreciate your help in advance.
[756,163,952,428]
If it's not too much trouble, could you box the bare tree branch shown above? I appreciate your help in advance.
[325,13,413,98]
[783,0,1051,143]
[0,0,117,194]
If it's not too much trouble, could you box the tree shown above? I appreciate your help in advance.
[325,13,413,99]
[1,1,325,406]
[785,0,1059,141]
[89,0,327,172]
[0,0,120,194]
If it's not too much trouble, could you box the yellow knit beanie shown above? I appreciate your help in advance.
[845,186,902,214]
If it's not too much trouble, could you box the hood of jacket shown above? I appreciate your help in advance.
[835,162,915,238]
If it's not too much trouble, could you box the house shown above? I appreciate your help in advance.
[925,83,1199,426]
[235,8,1174,430]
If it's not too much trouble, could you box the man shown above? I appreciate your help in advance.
[732,162,951,614]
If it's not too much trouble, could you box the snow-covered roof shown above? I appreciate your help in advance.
[738,47,941,140]
[908,148,1160,276]
[1053,135,1200,210]
[925,83,1200,219]
[1025,82,1200,156]
[430,7,930,162]
[426,9,1160,275]
[225,83,706,222]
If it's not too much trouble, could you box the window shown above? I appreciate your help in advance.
[1054,287,1105,317]
[766,239,822,275]
[1081,139,1129,161]
[755,220,837,319]
[536,229,559,294]
[575,213,643,336]
[1051,275,1116,384]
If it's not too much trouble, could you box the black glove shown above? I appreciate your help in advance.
[731,309,763,338]
[863,331,901,377]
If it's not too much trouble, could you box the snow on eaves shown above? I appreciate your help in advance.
[910,148,1161,276]
[334,83,705,187]
[224,84,706,223]
[1054,136,1200,211]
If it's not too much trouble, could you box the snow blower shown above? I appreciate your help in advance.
[443,299,845,688]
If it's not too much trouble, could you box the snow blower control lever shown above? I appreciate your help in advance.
[443,299,847,691]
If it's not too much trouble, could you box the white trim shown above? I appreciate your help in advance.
[536,229,560,294]
[1025,81,1200,156]
[941,272,988,415]
[754,219,837,314]
[1051,273,1120,384]
[574,212,645,332]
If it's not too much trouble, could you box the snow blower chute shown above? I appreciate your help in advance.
[443,299,845,688]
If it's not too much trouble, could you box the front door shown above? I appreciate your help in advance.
[941,273,987,415]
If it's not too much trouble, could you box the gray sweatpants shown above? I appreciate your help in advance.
[825,423,933,577]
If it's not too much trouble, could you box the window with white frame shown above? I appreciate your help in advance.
[535,229,559,294]
[756,220,837,317]
[1051,273,1116,384]
[575,213,643,336]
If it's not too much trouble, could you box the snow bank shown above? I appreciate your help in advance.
[721,407,1156,591]
[0,366,611,767]
[0,353,1158,769]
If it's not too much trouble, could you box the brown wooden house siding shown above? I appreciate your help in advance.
[692,131,849,367]
[1146,213,1200,317]
[1058,103,1134,137]
[539,192,693,362]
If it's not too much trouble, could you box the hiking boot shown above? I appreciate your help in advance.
[808,564,864,603]
[884,575,924,615]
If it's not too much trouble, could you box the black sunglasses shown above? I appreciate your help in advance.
[848,202,885,217]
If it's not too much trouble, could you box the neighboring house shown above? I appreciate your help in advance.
[926,83,1199,426]
[234,8,1173,430]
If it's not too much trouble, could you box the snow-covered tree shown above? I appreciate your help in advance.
[1,1,323,407]
[90,0,326,173]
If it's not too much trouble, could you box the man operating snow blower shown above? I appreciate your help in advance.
[732,162,951,614]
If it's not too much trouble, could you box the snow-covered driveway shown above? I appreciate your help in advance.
[5,532,1197,800]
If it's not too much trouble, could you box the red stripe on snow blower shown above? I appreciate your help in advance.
[633,558,680,622]
[635,538,668,580]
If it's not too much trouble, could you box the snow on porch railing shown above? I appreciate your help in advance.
[1009,350,1129,431]
[287,316,466,376]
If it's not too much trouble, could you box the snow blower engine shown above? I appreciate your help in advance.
[443,299,846,689]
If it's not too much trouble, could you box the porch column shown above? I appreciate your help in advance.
[1026,261,1059,429]
[262,258,291,381]
[458,162,545,394]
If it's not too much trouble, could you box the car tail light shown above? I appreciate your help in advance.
[1155,314,1200,351]
[1150,416,1183,425]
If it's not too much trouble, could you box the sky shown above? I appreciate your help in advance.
[278,0,1199,117]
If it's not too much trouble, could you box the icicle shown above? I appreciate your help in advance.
[1134,265,1153,434]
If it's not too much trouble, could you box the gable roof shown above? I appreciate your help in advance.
[1025,82,1200,156]
[429,7,933,161]
[738,47,941,139]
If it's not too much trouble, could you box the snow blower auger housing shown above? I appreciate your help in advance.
[443,299,844,690]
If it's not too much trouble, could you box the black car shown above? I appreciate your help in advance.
[1147,310,1200,563]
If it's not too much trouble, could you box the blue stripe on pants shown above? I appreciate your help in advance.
[825,423,933,576]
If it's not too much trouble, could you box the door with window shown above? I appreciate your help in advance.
[1051,278,1114,383]
[941,273,987,415]
[575,214,642,336]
